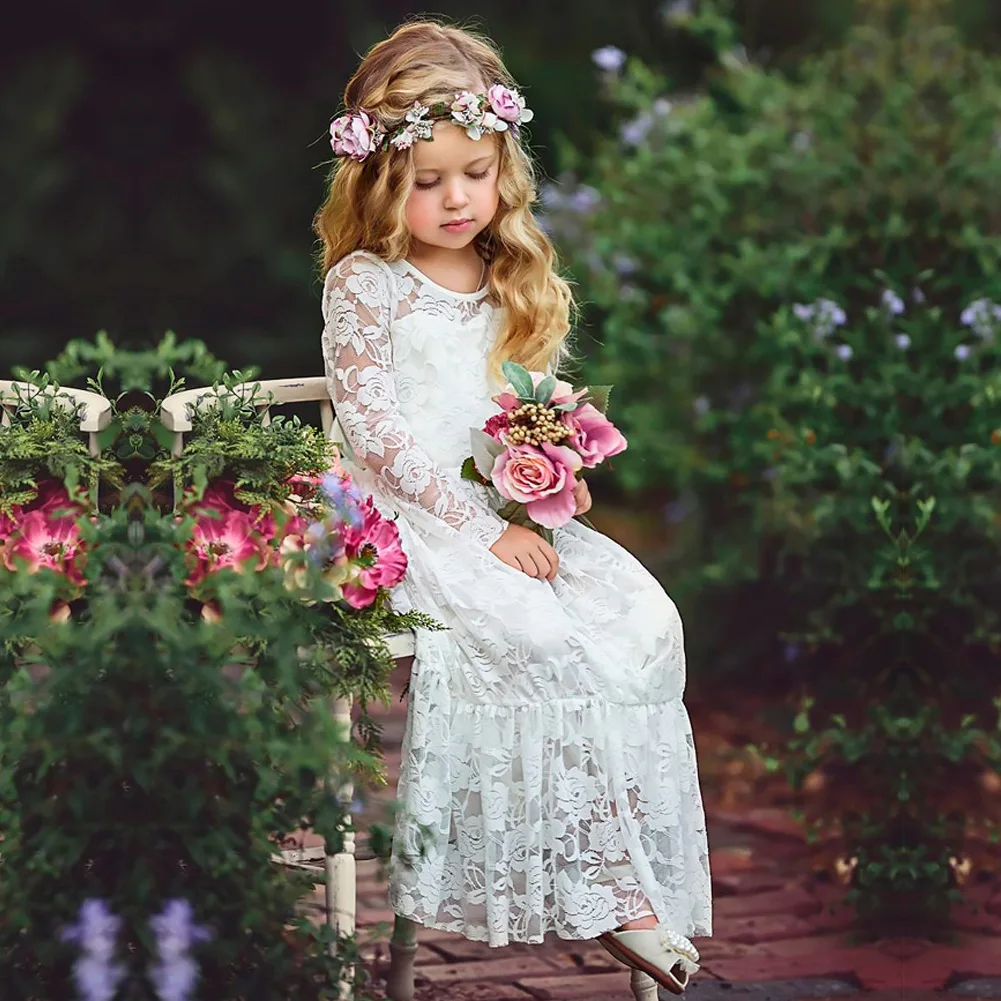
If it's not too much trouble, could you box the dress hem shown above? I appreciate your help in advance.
[387,905,713,948]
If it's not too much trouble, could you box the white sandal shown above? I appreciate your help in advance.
[597,926,701,995]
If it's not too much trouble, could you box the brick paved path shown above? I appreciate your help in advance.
[294,662,1001,999]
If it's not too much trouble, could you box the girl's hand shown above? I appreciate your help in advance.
[489,522,559,581]
[573,478,592,516]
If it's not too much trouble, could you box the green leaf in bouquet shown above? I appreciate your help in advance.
[460,456,488,484]
[501,360,534,401]
[470,427,505,480]
[582,385,612,415]
[534,375,557,406]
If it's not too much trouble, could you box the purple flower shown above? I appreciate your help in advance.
[960,297,1001,340]
[912,286,926,304]
[955,344,972,361]
[611,253,640,276]
[895,334,911,349]
[783,642,800,663]
[792,298,846,341]
[567,185,602,214]
[620,112,654,147]
[693,395,710,416]
[59,900,126,1001]
[881,289,905,315]
[836,344,853,360]
[149,900,213,1001]
[539,182,565,210]
[663,491,697,524]
[592,46,627,73]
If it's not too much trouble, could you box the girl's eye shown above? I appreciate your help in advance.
[414,168,492,191]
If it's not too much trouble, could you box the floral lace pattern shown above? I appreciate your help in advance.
[321,250,712,948]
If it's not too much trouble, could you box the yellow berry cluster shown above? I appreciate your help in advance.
[504,402,572,447]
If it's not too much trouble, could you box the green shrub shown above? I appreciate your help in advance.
[546,0,1001,930]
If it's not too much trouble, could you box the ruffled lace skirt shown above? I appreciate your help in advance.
[365,475,713,947]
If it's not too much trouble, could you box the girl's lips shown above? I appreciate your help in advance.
[442,219,472,231]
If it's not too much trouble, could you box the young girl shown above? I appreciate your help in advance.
[315,19,712,993]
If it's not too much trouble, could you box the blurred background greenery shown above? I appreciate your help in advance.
[1,0,861,381]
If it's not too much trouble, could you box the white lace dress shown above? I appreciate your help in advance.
[321,249,712,949]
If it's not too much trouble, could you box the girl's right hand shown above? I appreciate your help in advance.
[489,522,559,581]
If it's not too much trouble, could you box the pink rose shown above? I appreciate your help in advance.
[329,111,382,161]
[561,403,628,469]
[487,85,522,122]
[491,442,583,530]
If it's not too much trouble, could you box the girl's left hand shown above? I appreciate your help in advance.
[573,478,592,516]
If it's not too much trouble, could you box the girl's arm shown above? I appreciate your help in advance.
[321,253,508,551]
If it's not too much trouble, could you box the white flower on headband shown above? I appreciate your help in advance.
[329,85,533,162]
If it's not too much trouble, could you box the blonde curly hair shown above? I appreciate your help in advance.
[313,18,580,386]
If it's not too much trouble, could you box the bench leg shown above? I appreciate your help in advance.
[385,915,418,1001]
[630,969,659,1001]
[327,696,357,1000]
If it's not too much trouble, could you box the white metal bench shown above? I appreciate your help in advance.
[159,377,662,1001]
[160,377,421,1000]
[0,379,113,459]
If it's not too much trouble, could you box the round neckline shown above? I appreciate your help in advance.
[396,257,490,301]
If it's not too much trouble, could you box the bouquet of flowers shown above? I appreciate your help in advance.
[182,467,408,613]
[461,361,627,543]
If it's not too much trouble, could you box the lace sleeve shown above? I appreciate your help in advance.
[321,253,508,551]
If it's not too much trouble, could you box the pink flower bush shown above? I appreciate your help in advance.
[184,468,408,611]
[1,481,88,586]
[3,509,87,585]
[185,509,271,587]
[490,443,583,530]
[340,497,408,609]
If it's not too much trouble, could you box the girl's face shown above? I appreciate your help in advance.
[404,121,500,255]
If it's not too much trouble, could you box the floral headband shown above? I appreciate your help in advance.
[329,84,534,163]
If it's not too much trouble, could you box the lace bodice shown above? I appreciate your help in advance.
[321,250,510,550]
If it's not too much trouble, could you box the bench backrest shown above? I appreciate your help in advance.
[0,380,113,458]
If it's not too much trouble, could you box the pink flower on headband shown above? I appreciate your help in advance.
[487,85,521,122]
[488,85,534,126]
[329,110,383,162]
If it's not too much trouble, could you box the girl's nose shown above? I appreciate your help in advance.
[444,178,470,207]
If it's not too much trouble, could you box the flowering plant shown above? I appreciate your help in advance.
[461,361,627,542]
[181,467,408,612]
[0,479,92,624]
